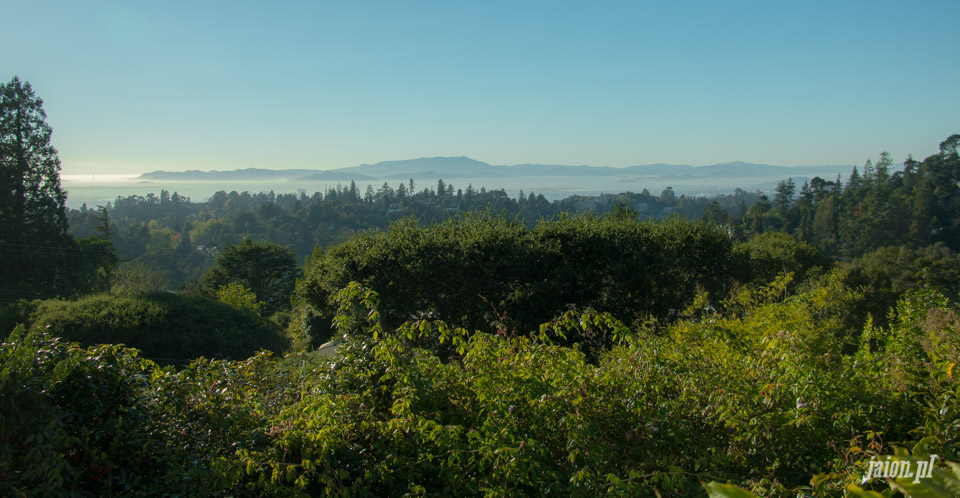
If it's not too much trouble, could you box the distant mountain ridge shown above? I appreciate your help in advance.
[138,157,854,183]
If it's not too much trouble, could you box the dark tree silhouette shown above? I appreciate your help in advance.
[201,239,301,315]
[0,76,72,299]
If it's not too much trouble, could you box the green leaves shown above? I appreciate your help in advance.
[0,327,163,494]
[216,281,262,314]
[4,265,960,496]
[0,77,74,302]
[300,213,738,353]
[23,292,288,364]
[703,482,759,498]
[888,460,960,498]
[202,238,301,316]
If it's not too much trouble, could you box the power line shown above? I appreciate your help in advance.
[0,241,121,254]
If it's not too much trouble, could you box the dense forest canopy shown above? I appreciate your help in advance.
[64,181,765,292]
[62,133,960,295]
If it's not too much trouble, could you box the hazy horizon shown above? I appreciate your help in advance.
[3,1,957,177]
[63,155,859,178]
[59,160,862,210]
[58,174,776,209]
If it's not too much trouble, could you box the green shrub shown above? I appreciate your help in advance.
[841,243,960,327]
[0,299,35,337]
[0,327,166,495]
[216,281,262,314]
[3,277,957,496]
[297,214,737,348]
[0,327,308,496]
[25,292,288,364]
[241,279,950,496]
[733,232,830,288]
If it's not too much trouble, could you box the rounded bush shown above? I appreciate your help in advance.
[25,292,288,364]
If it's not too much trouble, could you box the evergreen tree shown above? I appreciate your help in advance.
[746,195,770,235]
[862,158,875,187]
[700,199,728,225]
[348,180,360,202]
[874,151,892,185]
[377,182,395,206]
[0,77,68,243]
[812,195,840,255]
[93,205,112,240]
[659,186,676,204]
[0,76,72,299]
[795,181,815,241]
[772,178,795,214]
[201,239,301,315]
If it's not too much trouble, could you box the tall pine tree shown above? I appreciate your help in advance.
[0,76,106,300]
[0,76,68,245]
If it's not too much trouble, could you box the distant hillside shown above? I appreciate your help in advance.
[138,157,855,185]
[305,156,503,180]
[620,161,853,179]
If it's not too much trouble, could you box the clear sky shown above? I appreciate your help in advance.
[4,1,958,175]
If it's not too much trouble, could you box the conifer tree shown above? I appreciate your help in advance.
[773,178,795,214]
[0,76,68,245]
[201,239,301,315]
[93,205,111,240]
[0,76,72,299]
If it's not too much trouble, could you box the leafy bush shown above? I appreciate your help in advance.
[216,281,262,314]
[110,263,166,296]
[0,327,165,495]
[0,327,309,496]
[841,243,960,327]
[240,279,956,496]
[0,299,35,337]
[22,292,288,364]
[733,232,830,289]
[2,278,957,496]
[297,214,737,348]
[202,239,301,316]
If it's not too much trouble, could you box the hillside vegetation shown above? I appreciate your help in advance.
[3,276,959,496]
[4,292,287,365]
[296,215,742,344]
[3,128,960,496]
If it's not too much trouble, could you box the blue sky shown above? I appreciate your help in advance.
[4,1,958,174]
